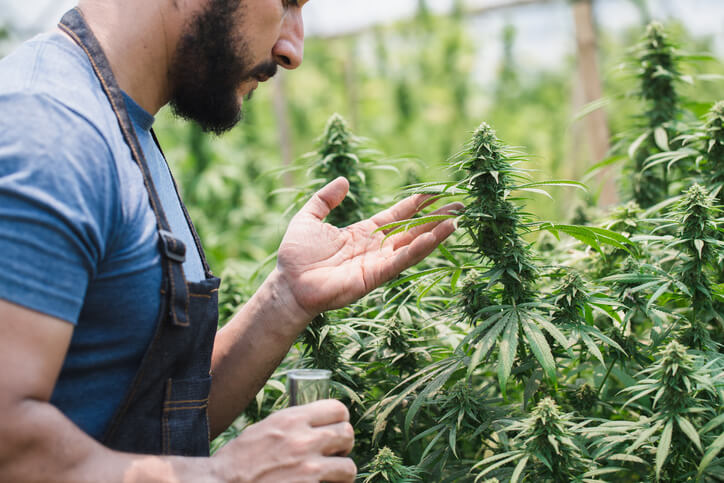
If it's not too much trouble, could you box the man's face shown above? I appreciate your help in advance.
[168,0,306,135]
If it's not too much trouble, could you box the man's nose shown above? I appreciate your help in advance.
[273,10,304,70]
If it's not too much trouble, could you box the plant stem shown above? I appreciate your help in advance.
[596,357,617,398]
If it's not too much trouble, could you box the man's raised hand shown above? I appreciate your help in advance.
[276,177,462,320]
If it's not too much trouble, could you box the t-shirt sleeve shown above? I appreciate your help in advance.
[0,92,118,324]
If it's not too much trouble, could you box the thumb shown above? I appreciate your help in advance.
[301,177,349,221]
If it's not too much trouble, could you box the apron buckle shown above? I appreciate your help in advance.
[159,230,186,264]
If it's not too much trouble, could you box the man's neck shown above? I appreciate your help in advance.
[74,0,184,115]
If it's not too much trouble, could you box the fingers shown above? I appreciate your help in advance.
[215,401,356,483]
[406,218,457,263]
[381,217,458,283]
[390,201,463,249]
[288,399,350,427]
[285,402,353,456]
[370,193,435,228]
[316,421,355,457]
[301,177,350,221]
[314,456,357,483]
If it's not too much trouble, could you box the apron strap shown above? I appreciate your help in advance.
[59,7,191,327]
[151,129,212,276]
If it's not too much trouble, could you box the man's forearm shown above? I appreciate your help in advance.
[207,268,312,438]
[0,398,217,483]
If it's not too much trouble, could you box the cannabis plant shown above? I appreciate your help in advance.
[203,22,724,483]
[668,184,722,349]
[474,397,593,482]
[451,123,573,393]
[292,113,383,381]
[550,272,623,370]
[588,341,723,482]
[305,113,378,227]
[359,447,423,483]
[407,379,502,474]
[626,22,684,207]
[702,101,724,203]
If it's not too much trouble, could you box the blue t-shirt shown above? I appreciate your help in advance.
[0,32,205,439]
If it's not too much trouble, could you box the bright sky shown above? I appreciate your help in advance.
[2,0,722,40]
[2,0,723,78]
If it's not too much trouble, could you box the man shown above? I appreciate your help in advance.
[0,0,460,481]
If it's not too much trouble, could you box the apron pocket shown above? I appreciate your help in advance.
[162,375,212,456]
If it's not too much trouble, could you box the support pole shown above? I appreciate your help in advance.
[572,0,617,207]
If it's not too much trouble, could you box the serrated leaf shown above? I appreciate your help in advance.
[449,423,458,458]
[537,317,572,354]
[609,453,647,464]
[540,223,636,255]
[654,127,670,151]
[523,369,543,410]
[592,332,625,356]
[629,131,651,159]
[583,154,626,178]
[522,319,557,382]
[375,214,458,239]
[648,282,671,310]
[404,360,461,433]
[584,467,626,477]
[697,73,724,82]
[622,386,658,409]
[511,455,529,483]
[474,453,524,478]
[656,420,673,479]
[462,310,507,358]
[573,96,612,122]
[698,431,724,477]
[581,332,605,366]
[694,239,704,259]
[387,266,453,289]
[701,413,724,435]
[438,243,460,266]
[498,316,519,396]
[518,187,552,199]
[627,419,664,453]
[516,180,588,191]
[450,268,462,291]
[675,416,702,451]
[370,358,459,441]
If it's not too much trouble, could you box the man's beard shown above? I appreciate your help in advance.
[168,0,277,135]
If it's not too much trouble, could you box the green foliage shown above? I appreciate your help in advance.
[699,101,724,204]
[625,22,686,207]
[670,184,721,349]
[171,15,724,483]
[588,341,723,482]
[307,113,377,227]
[455,123,538,304]
[474,398,592,483]
[359,447,423,483]
[638,22,680,128]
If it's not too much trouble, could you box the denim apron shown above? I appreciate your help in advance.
[59,8,221,457]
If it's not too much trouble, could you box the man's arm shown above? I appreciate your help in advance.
[209,269,312,438]
[207,177,462,436]
[0,298,198,482]
[0,299,355,482]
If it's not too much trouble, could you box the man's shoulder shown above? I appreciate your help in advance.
[0,32,123,155]
[0,34,125,220]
